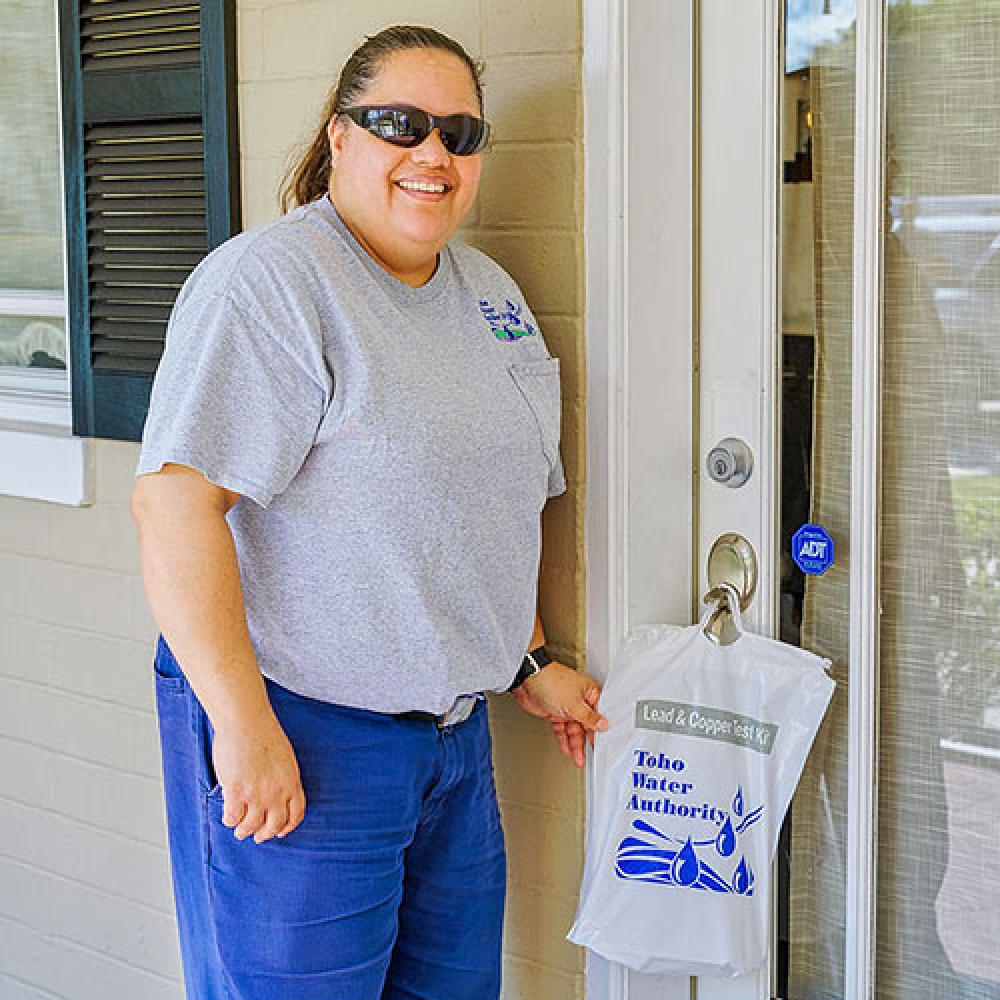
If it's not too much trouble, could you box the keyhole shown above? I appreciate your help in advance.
[706,438,753,489]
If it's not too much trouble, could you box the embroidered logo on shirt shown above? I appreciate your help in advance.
[479,299,537,341]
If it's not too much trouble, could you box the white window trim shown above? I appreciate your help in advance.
[0,358,87,505]
[0,289,66,316]
[0,292,81,502]
[0,426,93,505]
[0,369,71,431]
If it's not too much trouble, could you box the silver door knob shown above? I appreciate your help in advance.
[706,437,753,488]
[702,533,758,645]
[706,532,757,609]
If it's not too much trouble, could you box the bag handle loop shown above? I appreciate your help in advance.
[701,582,745,644]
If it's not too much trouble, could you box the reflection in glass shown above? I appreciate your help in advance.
[785,0,860,74]
[878,2,1000,997]
[0,316,67,370]
[782,1,1000,998]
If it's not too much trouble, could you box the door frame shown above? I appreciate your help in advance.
[582,1,884,997]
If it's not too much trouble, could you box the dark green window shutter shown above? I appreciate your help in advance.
[59,0,240,441]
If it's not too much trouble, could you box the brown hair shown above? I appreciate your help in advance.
[279,25,485,213]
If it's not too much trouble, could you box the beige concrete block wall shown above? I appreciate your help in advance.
[0,441,185,999]
[0,3,586,997]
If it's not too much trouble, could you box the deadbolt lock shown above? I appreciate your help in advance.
[706,437,753,488]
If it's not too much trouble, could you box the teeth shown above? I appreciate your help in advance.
[398,180,447,193]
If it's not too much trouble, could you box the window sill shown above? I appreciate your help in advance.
[0,366,71,430]
[0,425,94,506]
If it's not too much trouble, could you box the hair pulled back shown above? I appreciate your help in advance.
[280,25,484,212]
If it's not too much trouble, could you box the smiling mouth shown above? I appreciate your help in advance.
[395,179,452,194]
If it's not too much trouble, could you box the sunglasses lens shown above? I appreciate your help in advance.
[438,115,489,156]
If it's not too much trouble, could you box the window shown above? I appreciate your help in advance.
[0,1,238,501]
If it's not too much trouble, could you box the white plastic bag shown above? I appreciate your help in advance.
[568,600,834,977]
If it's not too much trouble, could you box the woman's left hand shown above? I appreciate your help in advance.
[511,662,608,768]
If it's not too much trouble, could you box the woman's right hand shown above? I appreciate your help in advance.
[211,711,307,844]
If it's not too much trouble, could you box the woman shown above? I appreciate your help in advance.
[131,24,606,1000]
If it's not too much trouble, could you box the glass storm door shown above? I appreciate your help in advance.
[585,1,1000,998]
[778,2,1000,999]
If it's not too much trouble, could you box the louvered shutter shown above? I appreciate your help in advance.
[59,0,239,441]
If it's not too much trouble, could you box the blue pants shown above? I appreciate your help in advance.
[153,636,506,1000]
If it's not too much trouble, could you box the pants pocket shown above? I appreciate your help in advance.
[154,635,222,797]
[153,633,187,692]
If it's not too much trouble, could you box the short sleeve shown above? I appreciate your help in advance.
[135,286,329,509]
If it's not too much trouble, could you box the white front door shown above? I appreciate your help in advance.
[585,1,1000,998]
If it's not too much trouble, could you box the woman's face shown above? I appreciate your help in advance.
[326,48,484,286]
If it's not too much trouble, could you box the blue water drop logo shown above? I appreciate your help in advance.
[732,856,754,895]
[671,838,700,887]
[715,816,736,857]
[732,786,744,818]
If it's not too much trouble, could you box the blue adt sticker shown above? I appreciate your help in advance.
[792,523,835,575]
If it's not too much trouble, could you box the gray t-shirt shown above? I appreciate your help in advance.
[136,195,566,714]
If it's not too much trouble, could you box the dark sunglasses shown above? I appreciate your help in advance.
[340,105,492,157]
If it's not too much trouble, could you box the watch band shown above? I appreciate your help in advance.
[508,645,552,691]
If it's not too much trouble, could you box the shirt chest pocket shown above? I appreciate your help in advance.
[508,359,562,471]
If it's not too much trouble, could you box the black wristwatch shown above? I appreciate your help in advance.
[508,645,553,691]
